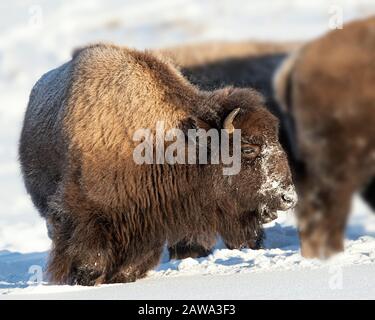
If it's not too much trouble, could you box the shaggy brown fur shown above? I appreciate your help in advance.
[19,44,296,285]
[163,17,375,259]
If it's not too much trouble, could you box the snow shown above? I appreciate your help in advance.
[4,265,375,300]
[1,0,375,299]
[2,197,375,299]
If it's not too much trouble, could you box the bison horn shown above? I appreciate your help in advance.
[223,108,241,134]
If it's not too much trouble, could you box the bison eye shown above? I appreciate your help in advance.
[241,144,261,159]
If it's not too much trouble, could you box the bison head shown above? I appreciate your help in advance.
[213,88,297,223]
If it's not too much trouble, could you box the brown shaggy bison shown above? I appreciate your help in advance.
[274,17,375,258]
[19,43,297,285]
[162,16,375,259]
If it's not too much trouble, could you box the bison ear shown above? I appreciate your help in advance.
[180,116,211,135]
[194,117,212,131]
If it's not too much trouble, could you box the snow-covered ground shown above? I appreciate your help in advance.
[1,0,375,299]
[2,199,375,299]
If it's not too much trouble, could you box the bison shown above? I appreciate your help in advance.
[19,43,296,285]
[274,17,375,257]
[160,16,375,259]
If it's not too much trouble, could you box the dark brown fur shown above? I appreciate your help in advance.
[19,44,295,285]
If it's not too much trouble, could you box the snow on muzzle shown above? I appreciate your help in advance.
[258,142,298,223]
[260,185,298,223]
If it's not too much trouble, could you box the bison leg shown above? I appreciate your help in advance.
[50,235,164,286]
[298,178,355,259]
[362,177,375,211]
[168,240,213,260]
[48,221,114,286]
[47,211,146,286]
[68,244,164,285]
[110,246,164,283]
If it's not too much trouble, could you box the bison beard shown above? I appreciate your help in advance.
[19,44,296,285]
[169,210,265,260]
